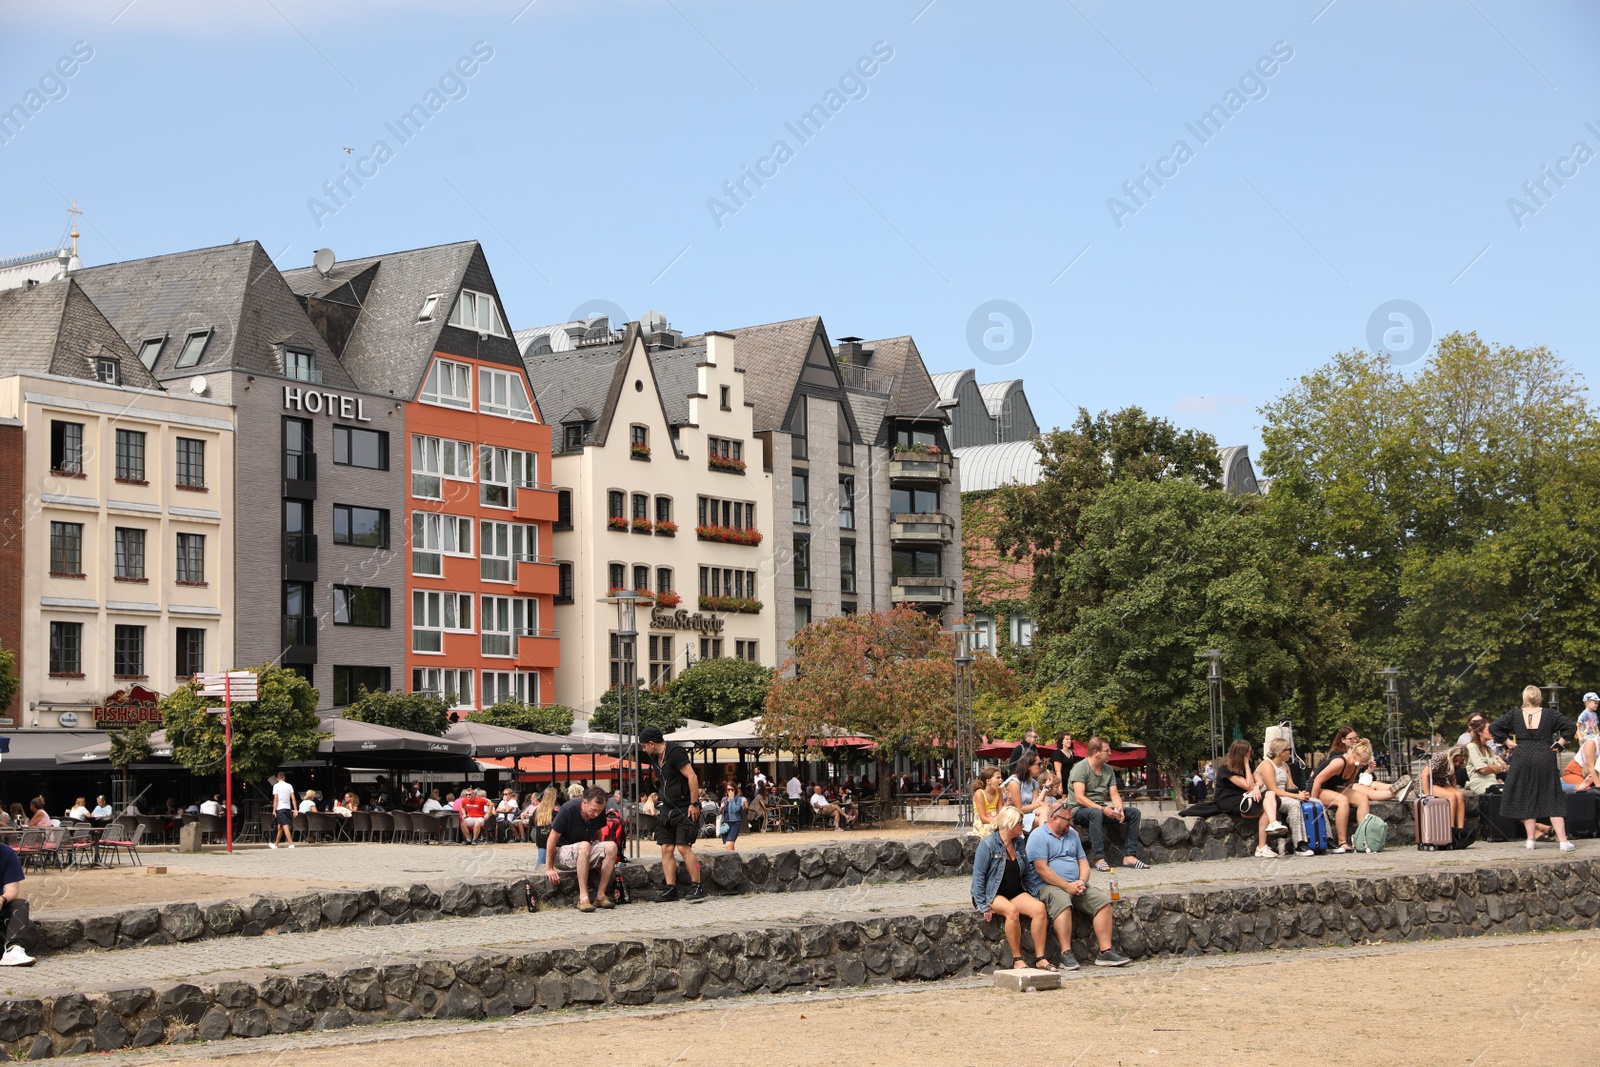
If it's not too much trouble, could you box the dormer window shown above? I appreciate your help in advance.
[420,358,472,408]
[417,294,441,322]
[136,337,165,370]
[175,329,211,369]
[284,348,320,383]
[449,290,507,337]
[95,357,121,385]
[564,424,585,450]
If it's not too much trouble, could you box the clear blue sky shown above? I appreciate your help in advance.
[5,0,1598,456]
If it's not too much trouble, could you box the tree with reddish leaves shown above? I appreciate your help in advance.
[764,607,1015,800]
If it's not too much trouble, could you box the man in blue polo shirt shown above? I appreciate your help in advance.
[0,842,33,966]
[1023,799,1128,969]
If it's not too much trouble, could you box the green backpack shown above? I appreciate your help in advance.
[1352,813,1388,853]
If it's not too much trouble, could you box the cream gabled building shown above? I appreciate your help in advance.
[519,318,773,716]
[0,277,234,727]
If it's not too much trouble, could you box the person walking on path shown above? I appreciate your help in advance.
[1491,685,1577,850]
[640,726,705,902]
[269,772,296,850]
[718,782,747,851]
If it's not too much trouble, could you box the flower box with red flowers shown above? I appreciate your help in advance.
[707,453,747,473]
[655,590,682,608]
[630,443,652,460]
[631,518,653,534]
[654,520,679,537]
[607,587,656,602]
[696,524,763,546]
[606,516,630,532]
[698,594,762,614]
[892,443,942,456]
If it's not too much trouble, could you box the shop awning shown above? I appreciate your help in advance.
[443,721,592,757]
[53,730,173,767]
[665,718,766,750]
[317,718,476,771]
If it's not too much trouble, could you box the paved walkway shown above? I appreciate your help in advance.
[0,840,1573,998]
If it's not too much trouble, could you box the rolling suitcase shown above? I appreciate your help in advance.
[1301,799,1328,853]
[1414,765,1453,851]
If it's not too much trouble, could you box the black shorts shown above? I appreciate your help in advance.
[274,809,292,826]
[655,806,698,847]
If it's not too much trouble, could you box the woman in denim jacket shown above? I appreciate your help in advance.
[970,805,1053,970]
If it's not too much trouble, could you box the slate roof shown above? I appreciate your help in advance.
[519,336,627,450]
[721,316,824,432]
[0,277,159,389]
[648,342,709,428]
[74,242,356,388]
[857,335,943,421]
[283,241,524,402]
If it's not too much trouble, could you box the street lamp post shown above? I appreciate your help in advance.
[603,591,642,860]
[945,624,975,826]
[1379,667,1403,782]
[1199,649,1224,773]
[1542,682,1566,719]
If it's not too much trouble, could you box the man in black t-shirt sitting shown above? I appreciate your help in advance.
[543,787,618,913]
[641,726,705,902]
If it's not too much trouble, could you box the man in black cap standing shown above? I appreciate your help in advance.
[640,726,705,902]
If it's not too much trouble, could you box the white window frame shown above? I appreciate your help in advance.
[412,590,444,653]
[412,435,443,500]
[420,358,473,409]
[443,591,473,632]
[478,367,535,421]
[481,520,512,582]
[413,666,474,708]
[482,670,537,708]
[480,446,512,508]
[412,514,473,575]
[450,289,507,337]
[482,595,513,657]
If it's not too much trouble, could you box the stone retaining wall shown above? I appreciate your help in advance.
[28,800,1440,957]
[3,855,1592,1058]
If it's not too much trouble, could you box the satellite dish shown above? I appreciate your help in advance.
[189,376,208,396]
[312,248,336,277]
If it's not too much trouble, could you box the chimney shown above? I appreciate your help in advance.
[837,336,866,364]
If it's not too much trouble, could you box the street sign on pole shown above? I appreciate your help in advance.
[194,670,258,852]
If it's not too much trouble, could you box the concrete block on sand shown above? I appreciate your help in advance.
[992,967,1060,992]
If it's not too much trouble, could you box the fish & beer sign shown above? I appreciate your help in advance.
[92,685,163,727]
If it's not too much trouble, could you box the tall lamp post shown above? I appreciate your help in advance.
[1199,649,1224,773]
[603,591,642,860]
[944,624,975,826]
[1379,667,1403,781]
[1542,682,1566,719]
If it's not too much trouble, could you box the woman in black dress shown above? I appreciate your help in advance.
[1490,684,1576,850]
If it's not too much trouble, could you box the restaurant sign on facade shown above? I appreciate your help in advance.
[92,685,163,728]
[649,608,725,634]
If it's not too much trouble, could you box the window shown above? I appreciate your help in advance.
[175,628,205,678]
[96,357,121,385]
[839,434,854,467]
[609,632,624,687]
[333,425,388,469]
[1011,616,1036,648]
[175,330,210,369]
[49,621,82,674]
[556,562,574,603]
[413,667,474,708]
[450,289,507,336]
[114,624,146,677]
[114,527,146,581]
[894,426,938,450]
[842,601,857,615]
[720,385,731,410]
[480,446,535,507]
[411,513,472,576]
[556,490,573,530]
[420,358,472,408]
[115,429,146,482]
[480,520,534,582]
[334,585,390,627]
[176,438,206,488]
[607,491,625,521]
[656,567,673,596]
[137,337,165,370]
[794,600,812,630]
[50,421,83,475]
[283,417,313,481]
[49,521,83,576]
[333,505,389,549]
[283,500,313,563]
[696,496,756,529]
[478,367,534,420]
[700,637,724,660]
[417,294,441,322]
[971,615,996,652]
[633,564,649,592]
[176,533,206,584]
[699,566,758,597]
[708,436,744,466]
[411,436,473,499]
[482,596,538,656]
[412,590,472,653]
[284,348,319,383]
[793,535,811,589]
[891,486,942,514]
[564,424,585,450]
[655,496,672,524]
[482,671,537,708]
[735,639,758,661]
[792,472,809,524]
[648,634,674,685]
[892,547,943,577]
[631,425,648,449]
[790,395,808,459]
[333,666,391,707]
[632,493,648,522]
[608,563,626,590]
[841,541,856,595]
[283,583,315,650]
[839,476,855,529]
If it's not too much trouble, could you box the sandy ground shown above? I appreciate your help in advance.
[17,871,357,911]
[89,929,1597,1067]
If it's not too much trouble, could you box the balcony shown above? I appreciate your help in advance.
[282,614,317,664]
[515,630,560,669]
[282,532,318,583]
[515,482,560,523]
[891,511,955,545]
[283,451,317,500]
[888,452,951,484]
[892,575,957,604]
[515,557,561,597]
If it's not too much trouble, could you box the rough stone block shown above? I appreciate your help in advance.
[993,967,1061,992]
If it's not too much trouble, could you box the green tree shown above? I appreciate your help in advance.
[589,683,684,734]
[161,664,326,784]
[0,643,17,718]
[470,700,576,735]
[108,721,154,809]
[342,688,449,736]
[666,658,774,725]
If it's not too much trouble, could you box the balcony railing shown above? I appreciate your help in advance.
[838,364,896,395]
[888,453,952,484]
[891,575,956,604]
[282,614,318,647]
[890,511,955,544]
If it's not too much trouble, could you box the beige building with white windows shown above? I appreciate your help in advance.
[0,277,234,727]
[519,317,774,716]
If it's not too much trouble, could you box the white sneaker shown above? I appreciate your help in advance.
[1525,839,1537,849]
[1329,844,1349,854]
[0,945,35,967]
[1254,845,1277,858]
[288,843,295,849]
[1560,841,1576,852]
[1265,821,1288,836]
[268,843,277,850]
